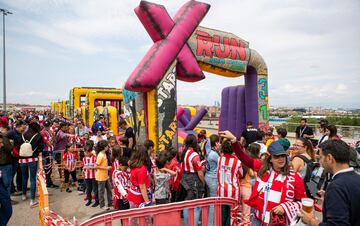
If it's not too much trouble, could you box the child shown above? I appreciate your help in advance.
[144,139,156,175]
[95,140,113,210]
[154,151,176,205]
[128,145,151,226]
[277,128,291,151]
[217,139,243,226]
[82,141,99,207]
[111,145,122,172]
[265,131,275,147]
[112,157,130,210]
[63,143,79,193]
[165,147,182,202]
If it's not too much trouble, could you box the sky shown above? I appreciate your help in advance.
[1,0,359,108]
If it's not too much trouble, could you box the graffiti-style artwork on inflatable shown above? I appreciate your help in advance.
[123,90,147,145]
[124,0,268,150]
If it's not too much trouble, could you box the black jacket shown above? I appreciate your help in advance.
[320,170,360,226]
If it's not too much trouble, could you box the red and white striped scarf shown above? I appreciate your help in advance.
[245,170,306,225]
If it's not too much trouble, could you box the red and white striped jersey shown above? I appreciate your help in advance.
[182,148,202,173]
[41,129,54,152]
[112,169,129,201]
[19,157,38,164]
[82,155,96,179]
[63,152,77,171]
[50,125,59,134]
[112,159,119,172]
[217,154,243,201]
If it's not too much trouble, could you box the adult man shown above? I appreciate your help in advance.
[317,119,329,146]
[0,134,12,226]
[295,118,314,139]
[53,122,69,173]
[240,121,258,148]
[7,120,27,195]
[40,121,58,188]
[299,139,360,225]
[119,121,136,150]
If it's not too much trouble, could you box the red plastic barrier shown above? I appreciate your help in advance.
[80,197,238,226]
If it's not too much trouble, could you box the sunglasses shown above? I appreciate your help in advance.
[272,154,287,159]
[293,144,305,148]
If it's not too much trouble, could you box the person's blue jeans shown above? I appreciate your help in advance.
[0,178,12,226]
[20,161,38,199]
[183,207,201,226]
[205,175,217,226]
[252,217,262,226]
[0,164,12,195]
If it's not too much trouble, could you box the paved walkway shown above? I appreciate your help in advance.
[9,186,106,225]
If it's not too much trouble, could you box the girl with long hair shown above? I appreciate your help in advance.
[180,134,204,226]
[127,145,151,226]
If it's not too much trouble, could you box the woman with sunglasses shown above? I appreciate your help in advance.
[219,131,306,226]
[291,137,315,179]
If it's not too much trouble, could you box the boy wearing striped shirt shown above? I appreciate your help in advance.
[82,146,99,207]
[63,144,79,193]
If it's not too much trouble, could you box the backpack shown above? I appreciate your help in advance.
[295,155,325,199]
[19,134,38,157]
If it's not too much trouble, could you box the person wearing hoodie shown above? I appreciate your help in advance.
[19,121,44,207]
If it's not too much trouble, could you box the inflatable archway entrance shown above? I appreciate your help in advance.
[70,87,121,118]
[124,0,268,151]
[85,90,123,129]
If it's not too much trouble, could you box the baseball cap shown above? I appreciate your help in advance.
[268,141,287,156]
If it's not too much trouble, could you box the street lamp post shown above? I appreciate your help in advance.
[0,8,12,112]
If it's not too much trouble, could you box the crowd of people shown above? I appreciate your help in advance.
[0,111,360,226]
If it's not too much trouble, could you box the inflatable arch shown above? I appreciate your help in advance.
[125,0,268,150]
[100,106,119,135]
[70,87,121,118]
[85,90,123,129]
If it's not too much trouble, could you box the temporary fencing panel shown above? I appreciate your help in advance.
[80,197,238,226]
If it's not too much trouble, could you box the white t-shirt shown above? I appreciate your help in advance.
[90,135,107,145]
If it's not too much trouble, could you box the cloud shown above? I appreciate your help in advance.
[1,0,359,108]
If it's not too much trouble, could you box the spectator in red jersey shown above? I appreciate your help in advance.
[180,134,204,226]
[63,143,79,193]
[165,147,182,202]
[217,139,243,226]
[128,145,151,226]
[82,141,99,207]
[40,120,58,188]
[220,130,306,226]
[50,119,60,134]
